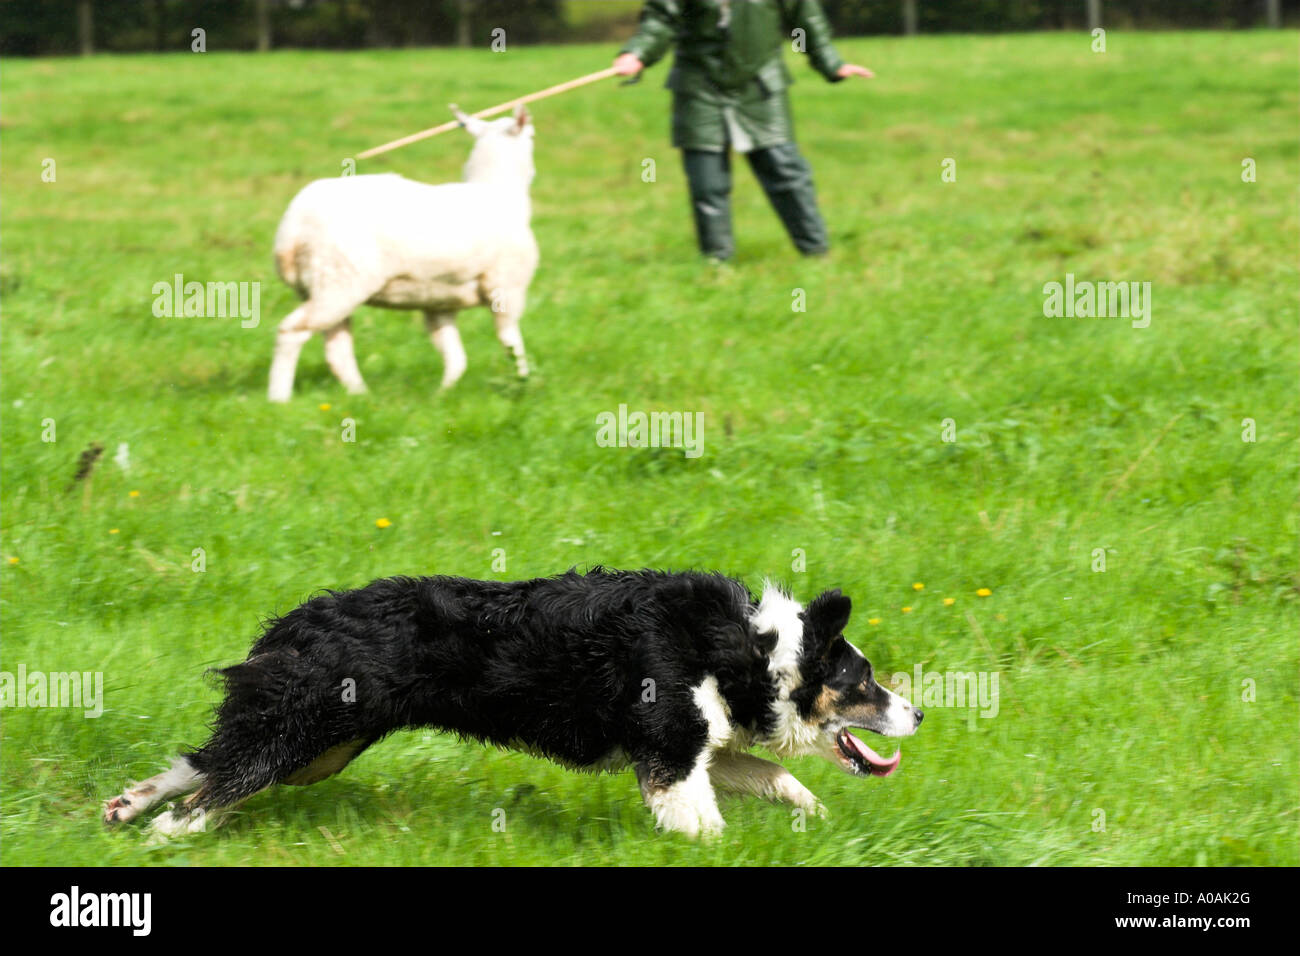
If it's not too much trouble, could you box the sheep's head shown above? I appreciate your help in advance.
[452,103,535,188]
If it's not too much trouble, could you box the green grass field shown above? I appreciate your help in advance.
[2,31,1296,866]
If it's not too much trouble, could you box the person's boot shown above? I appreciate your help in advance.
[682,149,735,261]
[745,143,830,255]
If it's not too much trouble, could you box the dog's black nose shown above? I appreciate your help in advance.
[914,708,924,725]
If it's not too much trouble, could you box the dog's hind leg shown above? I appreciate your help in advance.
[103,756,203,825]
[708,752,826,818]
[144,730,377,840]
[147,702,379,837]
[146,794,226,842]
[146,741,368,840]
[139,632,378,839]
[142,759,271,841]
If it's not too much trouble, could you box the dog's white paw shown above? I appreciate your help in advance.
[662,813,725,841]
[145,804,207,843]
[103,792,142,825]
[697,805,726,840]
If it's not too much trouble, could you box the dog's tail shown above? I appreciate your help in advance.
[208,652,286,707]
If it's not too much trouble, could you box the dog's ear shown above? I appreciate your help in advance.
[804,589,851,649]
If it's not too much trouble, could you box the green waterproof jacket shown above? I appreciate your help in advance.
[620,0,846,152]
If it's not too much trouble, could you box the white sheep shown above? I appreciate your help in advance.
[268,104,539,401]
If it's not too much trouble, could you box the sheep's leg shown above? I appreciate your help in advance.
[268,296,367,402]
[424,311,467,390]
[490,291,529,379]
[269,305,313,402]
[323,319,367,395]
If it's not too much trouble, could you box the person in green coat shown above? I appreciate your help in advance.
[613,0,873,261]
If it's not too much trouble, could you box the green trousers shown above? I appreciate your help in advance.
[682,144,830,260]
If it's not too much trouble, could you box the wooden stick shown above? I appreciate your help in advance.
[357,66,620,160]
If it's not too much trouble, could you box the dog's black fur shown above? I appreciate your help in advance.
[191,569,772,804]
[105,567,921,836]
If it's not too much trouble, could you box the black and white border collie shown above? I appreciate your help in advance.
[104,569,922,839]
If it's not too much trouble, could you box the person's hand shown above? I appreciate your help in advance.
[837,63,875,79]
[613,53,644,76]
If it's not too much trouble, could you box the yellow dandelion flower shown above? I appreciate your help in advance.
[976,588,992,597]
[375,518,392,529]
[319,403,332,411]
[912,582,924,591]
[943,597,955,606]
[128,490,140,498]
[7,556,18,565]
[868,617,881,626]
[901,606,913,614]
[109,528,120,535]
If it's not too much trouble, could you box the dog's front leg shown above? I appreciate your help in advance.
[636,758,726,839]
[708,751,826,818]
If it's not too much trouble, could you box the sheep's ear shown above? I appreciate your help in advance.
[510,104,531,135]
[450,104,487,137]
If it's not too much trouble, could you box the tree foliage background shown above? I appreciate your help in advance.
[1,0,1294,57]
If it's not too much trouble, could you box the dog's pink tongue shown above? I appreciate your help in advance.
[845,732,901,777]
